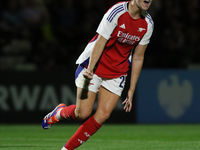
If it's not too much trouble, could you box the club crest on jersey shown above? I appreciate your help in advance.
[117,31,141,45]
[138,28,146,32]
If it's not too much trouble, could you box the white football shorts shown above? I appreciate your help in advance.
[75,65,126,96]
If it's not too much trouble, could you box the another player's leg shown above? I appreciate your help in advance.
[62,86,119,150]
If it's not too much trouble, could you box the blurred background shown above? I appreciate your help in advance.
[0,0,200,124]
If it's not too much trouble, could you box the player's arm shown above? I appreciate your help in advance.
[83,3,121,79]
[123,44,148,112]
[123,14,154,112]
[83,35,108,80]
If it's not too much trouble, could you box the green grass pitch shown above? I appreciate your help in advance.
[1,124,200,150]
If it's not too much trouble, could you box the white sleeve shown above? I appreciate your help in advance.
[96,3,126,40]
[139,15,154,45]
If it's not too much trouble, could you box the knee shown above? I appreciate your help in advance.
[94,112,111,124]
[101,113,110,121]
[75,109,92,121]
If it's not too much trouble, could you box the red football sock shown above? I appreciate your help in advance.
[60,105,76,120]
[64,115,102,150]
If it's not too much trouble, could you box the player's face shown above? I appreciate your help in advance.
[135,0,153,11]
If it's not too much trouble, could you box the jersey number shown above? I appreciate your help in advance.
[119,76,125,88]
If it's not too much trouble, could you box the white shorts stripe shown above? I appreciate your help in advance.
[75,67,126,96]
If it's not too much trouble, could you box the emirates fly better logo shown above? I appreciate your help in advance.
[158,75,193,119]
[117,31,140,45]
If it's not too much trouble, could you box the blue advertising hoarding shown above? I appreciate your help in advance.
[137,69,200,123]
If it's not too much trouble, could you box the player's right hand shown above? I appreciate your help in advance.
[83,69,93,80]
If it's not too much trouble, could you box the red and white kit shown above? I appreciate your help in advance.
[76,1,154,78]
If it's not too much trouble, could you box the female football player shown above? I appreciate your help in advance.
[42,0,154,149]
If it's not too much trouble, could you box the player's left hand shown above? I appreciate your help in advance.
[122,97,132,113]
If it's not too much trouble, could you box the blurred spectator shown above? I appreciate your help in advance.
[0,0,31,70]
[0,0,199,71]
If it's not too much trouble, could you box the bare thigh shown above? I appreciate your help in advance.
[75,87,97,120]
[94,86,120,124]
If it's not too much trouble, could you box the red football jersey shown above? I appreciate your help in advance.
[76,1,154,78]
